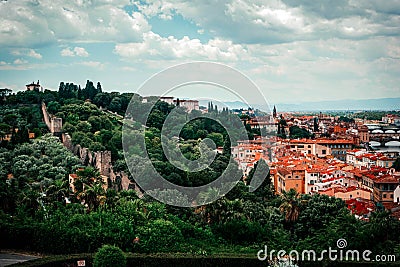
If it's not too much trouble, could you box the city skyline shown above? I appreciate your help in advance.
[0,0,399,104]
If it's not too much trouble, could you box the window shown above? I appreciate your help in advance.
[308,150,311,154]
[308,145,311,148]
[296,184,298,187]
[322,150,326,154]
[350,194,352,198]
[383,194,387,198]
[390,194,393,199]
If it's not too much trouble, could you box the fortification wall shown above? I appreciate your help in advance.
[41,102,63,134]
[62,133,132,191]
[43,103,134,192]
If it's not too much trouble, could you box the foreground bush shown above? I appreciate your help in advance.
[93,245,126,267]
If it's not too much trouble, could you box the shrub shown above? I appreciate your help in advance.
[93,245,126,267]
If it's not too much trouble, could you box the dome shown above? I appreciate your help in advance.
[385,130,395,133]
[372,129,383,133]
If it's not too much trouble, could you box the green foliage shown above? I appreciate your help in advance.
[2,88,400,260]
[392,157,400,171]
[338,116,355,123]
[289,125,313,139]
[93,245,126,267]
[137,219,184,253]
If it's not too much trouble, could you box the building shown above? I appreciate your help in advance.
[26,80,42,91]
[287,139,331,158]
[358,125,370,143]
[373,173,399,203]
[245,116,277,133]
[316,139,354,161]
[319,186,372,200]
[346,150,396,168]
[275,166,306,194]
[160,96,174,105]
[174,99,199,112]
[141,96,199,112]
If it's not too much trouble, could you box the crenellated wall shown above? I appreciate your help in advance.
[41,102,62,134]
[62,133,132,191]
[43,102,135,192]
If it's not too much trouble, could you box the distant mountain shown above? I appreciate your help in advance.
[272,97,400,112]
[199,97,400,112]
[198,100,251,109]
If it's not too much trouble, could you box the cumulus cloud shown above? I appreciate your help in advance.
[61,47,89,57]
[114,32,248,61]
[11,49,42,59]
[13,58,28,64]
[0,0,150,47]
[77,61,105,69]
[134,0,400,44]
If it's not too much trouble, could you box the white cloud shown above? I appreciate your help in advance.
[27,49,43,59]
[0,0,150,47]
[73,47,89,57]
[61,48,75,57]
[61,47,89,57]
[11,49,42,59]
[114,32,248,61]
[134,0,400,44]
[13,58,28,64]
[77,61,105,69]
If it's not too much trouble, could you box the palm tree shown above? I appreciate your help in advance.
[73,167,106,211]
[198,197,244,224]
[45,178,69,205]
[279,189,303,223]
[19,186,41,215]
[76,181,106,211]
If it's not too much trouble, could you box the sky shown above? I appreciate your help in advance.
[0,0,399,105]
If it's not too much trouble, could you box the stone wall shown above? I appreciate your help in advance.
[43,103,135,192]
[62,133,132,191]
[41,102,62,134]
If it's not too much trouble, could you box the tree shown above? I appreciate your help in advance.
[279,189,302,223]
[137,219,184,253]
[313,117,319,132]
[74,167,106,211]
[93,245,126,267]
[93,93,112,108]
[47,101,61,114]
[45,178,69,206]
[96,82,102,93]
[76,121,92,132]
[206,132,224,147]
[109,97,122,113]
[392,157,400,171]
[289,125,312,139]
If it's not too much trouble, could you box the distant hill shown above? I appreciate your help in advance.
[272,97,400,112]
[200,97,400,112]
